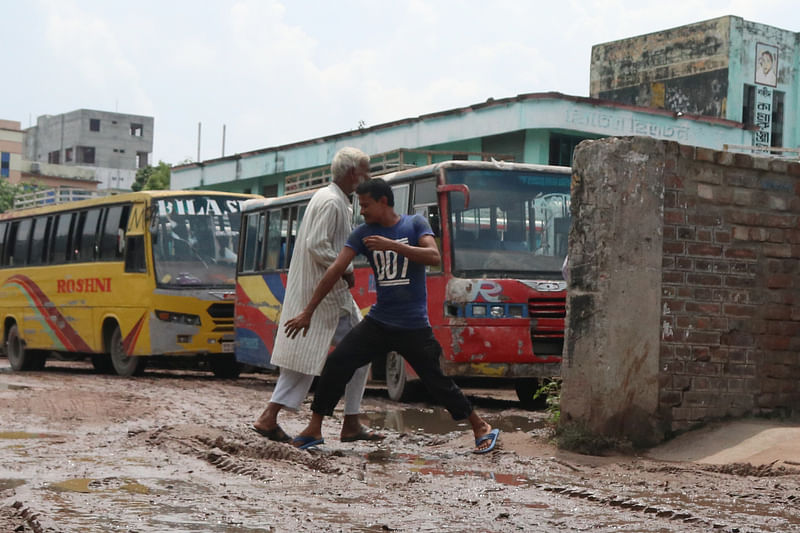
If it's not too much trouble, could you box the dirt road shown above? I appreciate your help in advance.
[1,358,799,532]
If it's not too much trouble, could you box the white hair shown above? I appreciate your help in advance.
[331,147,369,181]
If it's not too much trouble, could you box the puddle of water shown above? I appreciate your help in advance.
[48,477,150,495]
[0,478,25,491]
[0,431,60,439]
[364,406,544,435]
[409,464,535,487]
[50,478,92,493]
[376,451,536,488]
[484,414,547,433]
[120,479,149,494]
[43,477,275,532]
[0,382,29,390]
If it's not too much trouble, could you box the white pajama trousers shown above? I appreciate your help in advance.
[270,314,368,415]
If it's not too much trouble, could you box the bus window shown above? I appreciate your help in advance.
[284,205,302,269]
[124,235,146,273]
[414,205,442,274]
[295,204,306,252]
[29,217,48,266]
[12,219,32,266]
[413,178,441,273]
[265,210,281,270]
[0,222,6,265]
[100,205,131,260]
[71,211,86,261]
[3,222,17,266]
[392,184,410,215]
[447,168,570,274]
[78,208,102,261]
[52,213,75,264]
[413,179,436,205]
[240,212,266,273]
[277,207,291,269]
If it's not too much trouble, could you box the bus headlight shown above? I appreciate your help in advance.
[490,305,505,318]
[156,310,201,326]
[471,304,487,317]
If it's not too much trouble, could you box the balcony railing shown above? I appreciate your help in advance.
[284,148,514,192]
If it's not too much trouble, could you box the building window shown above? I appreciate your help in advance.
[89,118,100,132]
[743,85,785,149]
[262,184,278,197]
[742,85,756,126]
[77,146,95,164]
[772,90,784,148]
[136,151,148,169]
[549,133,588,166]
[130,123,143,136]
[48,150,60,164]
[65,147,73,162]
[1,152,9,178]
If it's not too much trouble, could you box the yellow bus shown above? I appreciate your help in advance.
[0,190,256,377]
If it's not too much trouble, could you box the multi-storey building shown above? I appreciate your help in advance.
[0,120,23,182]
[591,15,799,155]
[172,16,796,194]
[24,109,154,190]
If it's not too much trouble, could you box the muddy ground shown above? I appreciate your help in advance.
[1,358,799,533]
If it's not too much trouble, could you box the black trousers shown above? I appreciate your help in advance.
[311,317,473,420]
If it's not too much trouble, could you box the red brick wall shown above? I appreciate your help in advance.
[659,144,800,432]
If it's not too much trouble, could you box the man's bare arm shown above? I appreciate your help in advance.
[284,247,358,338]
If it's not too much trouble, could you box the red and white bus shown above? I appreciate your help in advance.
[234,160,570,404]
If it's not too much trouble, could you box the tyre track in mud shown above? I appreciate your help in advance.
[142,423,794,533]
[5,500,47,533]
[531,458,800,532]
[142,424,341,475]
[539,484,732,531]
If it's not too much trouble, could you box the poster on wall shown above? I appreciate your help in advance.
[755,42,778,87]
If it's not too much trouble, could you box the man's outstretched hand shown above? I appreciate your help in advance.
[284,311,312,339]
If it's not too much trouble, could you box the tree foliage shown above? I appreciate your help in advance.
[132,161,171,191]
[0,180,25,213]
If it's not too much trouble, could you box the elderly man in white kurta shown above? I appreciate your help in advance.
[253,147,385,443]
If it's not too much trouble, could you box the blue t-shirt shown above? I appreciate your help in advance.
[346,214,434,329]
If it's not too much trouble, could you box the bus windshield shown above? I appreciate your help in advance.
[446,168,570,277]
[151,195,247,288]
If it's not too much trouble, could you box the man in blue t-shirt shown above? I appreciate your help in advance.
[284,178,500,454]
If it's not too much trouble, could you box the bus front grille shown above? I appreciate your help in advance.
[207,303,234,319]
[528,297,565,356]
[528,297,565,319]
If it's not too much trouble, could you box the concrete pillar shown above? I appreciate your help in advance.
[560,136,668,447]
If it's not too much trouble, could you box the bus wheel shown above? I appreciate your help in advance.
[90,354,115,374]
[386,351,410,402]
[6,324,46,371]
[109,326,145,377]
[209,355,241,379]
[515,378,547,410]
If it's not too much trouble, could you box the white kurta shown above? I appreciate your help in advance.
[269,183,361,375]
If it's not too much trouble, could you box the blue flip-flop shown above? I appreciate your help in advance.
[473,429,500,454]
[291,435,324,450]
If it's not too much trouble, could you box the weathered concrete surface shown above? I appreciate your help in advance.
[562,135,800,447]
[560,136,666,447]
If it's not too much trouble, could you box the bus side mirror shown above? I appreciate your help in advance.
[437,184,470,209]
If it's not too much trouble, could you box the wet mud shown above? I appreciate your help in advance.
[0,359,798,532]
